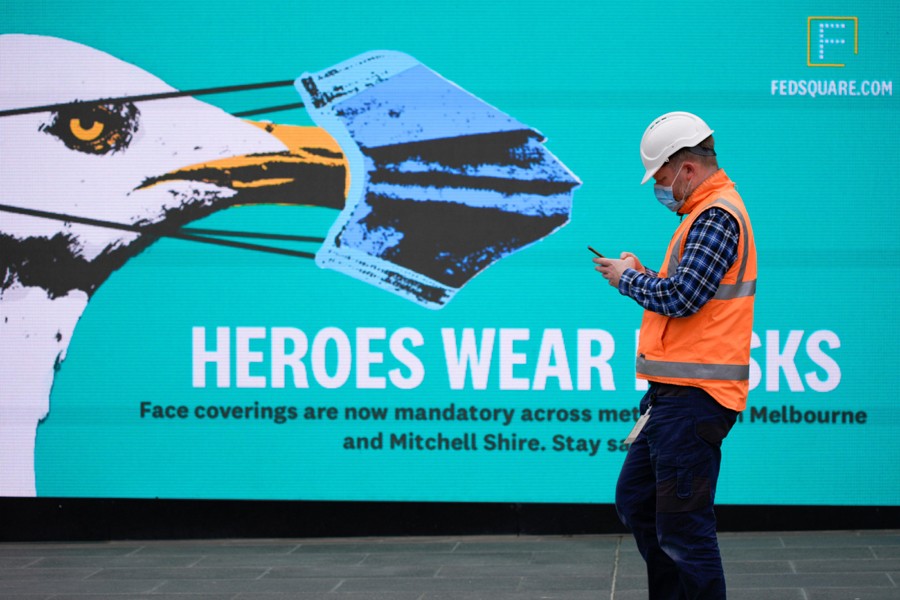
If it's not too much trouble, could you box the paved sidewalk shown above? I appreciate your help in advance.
[0,530,896,599]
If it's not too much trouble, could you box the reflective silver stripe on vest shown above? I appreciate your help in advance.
[667,197,756,299]
[716,198,751,282]
[636,355,750,381]
[713,278,756,299]
[666,230,686,276]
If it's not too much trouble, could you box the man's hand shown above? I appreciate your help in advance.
[594,253,639,287]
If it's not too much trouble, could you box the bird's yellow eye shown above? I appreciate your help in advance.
[40,102,140,155]
[69,118,105,141]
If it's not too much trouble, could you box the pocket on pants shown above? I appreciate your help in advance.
[655,441,712,513]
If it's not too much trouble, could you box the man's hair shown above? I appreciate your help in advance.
[669,135,717,170]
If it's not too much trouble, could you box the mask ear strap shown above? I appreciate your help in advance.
[672,164,691,205]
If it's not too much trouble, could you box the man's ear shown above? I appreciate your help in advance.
[682,159,698,179]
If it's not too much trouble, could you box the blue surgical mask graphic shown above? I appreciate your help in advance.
[296,51,580,309]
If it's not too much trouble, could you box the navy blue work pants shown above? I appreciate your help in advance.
[615,383,738,599]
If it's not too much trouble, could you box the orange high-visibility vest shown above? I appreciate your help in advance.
[636,170,757,411]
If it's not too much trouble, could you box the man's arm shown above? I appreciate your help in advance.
[618,208,740,317]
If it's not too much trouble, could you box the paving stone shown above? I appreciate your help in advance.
[85,566,268,580]
[613,574,653,591]
[361,551,533,567]
[438,562,603,578]
[530,549,613,564]
[519,574,609,591]
[779,532,900,547]
[157,577,339,594]
[335,575,522,592]
[453,538,617,553]
[727,571,894,589]
[423,593,602,600]
[0,579,164,594]
[719,534,790,549]
[235,594,422,600]
[0,567,98,580]
[0,544,141,557]
[872,545,900,558]
[293,541,457,554]
[793,558,900,572]
[722,560,795,574]
[805,591,900,600]
[719,546,878,561]
[134,542,298,555]
[196,552,368,568]
[263,564,438,578]
[0,558,40,568]
[33,554,202,568]
[54,595,235,600]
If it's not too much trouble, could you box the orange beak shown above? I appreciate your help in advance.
[142,122,350,210]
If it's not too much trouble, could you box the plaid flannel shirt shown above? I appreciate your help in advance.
[618,207,740,317]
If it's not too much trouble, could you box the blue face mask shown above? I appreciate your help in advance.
[653,164,686,212]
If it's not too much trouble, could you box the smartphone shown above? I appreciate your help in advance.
[587,245,605,258]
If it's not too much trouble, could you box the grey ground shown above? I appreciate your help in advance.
[0,530,897,599]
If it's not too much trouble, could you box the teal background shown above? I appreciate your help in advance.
[4,0,899,504]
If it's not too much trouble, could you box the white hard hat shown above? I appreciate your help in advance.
[639,111,714,184]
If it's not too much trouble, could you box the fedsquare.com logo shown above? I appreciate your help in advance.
[807,16,857,67]
[771,16,893,97]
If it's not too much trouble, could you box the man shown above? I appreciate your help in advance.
[594,111,756,599]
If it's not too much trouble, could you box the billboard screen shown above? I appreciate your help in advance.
[1,2,898,505]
